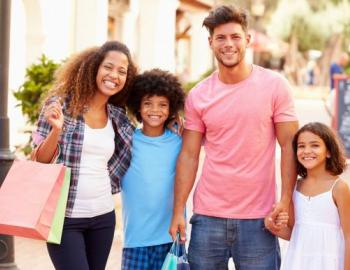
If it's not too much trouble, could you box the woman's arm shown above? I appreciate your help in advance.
[333,179,350,270]
[31,100,64,163]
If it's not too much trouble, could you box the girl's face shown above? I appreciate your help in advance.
[96,51,128,98]
[140,95,170,136]
[296,131,330,171]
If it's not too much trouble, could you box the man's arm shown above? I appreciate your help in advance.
[169,129,203,241]
[270,121,298,227]
[264,201,295,240]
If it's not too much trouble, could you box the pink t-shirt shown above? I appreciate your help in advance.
[185,65,297,218]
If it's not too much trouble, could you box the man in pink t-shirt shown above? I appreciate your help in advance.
[169,5,298,270]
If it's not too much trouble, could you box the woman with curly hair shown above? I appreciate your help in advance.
[31,41,137,270]
[121,69,185,270]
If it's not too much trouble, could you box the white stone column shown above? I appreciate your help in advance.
[73,0,108,51]
[120,0,139,59]
[137,0,178,72]
[189,12,213,81]
[9,0,27,151]
[38,0,73,61]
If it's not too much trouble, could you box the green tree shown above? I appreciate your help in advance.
[267,0,350,85]
[13,54,61,154]
[14,55,60,124]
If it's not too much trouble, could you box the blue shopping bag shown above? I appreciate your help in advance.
[161,234,190,270]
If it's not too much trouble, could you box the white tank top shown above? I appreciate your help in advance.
[71,119,115,217]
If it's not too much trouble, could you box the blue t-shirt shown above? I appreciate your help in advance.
[330,62,343,89]
[121,128,182,248]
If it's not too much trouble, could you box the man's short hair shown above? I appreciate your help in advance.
[202,5,249,36]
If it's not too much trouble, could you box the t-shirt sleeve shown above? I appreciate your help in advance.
[273,76,298,123]
[184,90,205,133]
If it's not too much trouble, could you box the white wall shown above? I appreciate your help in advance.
[8,0,214,150]
[136,0,178,72]
[8,0,109,150]
[188,12,213,80]
[74,0,108,51]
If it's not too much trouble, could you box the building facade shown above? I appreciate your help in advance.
[9,0,214,149]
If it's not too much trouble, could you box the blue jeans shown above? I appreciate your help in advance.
[188,214,281,270]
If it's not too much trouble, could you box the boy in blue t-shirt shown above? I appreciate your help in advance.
[121,69,185,270]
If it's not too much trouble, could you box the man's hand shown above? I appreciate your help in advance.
[265,208,289,234]
[268,201,290,231]
[169,213,186,242]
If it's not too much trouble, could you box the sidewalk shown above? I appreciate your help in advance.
[14,235,122,270]
[292,85,329,100]
[14,197,124,270]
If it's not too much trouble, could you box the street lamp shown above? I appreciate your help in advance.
[0,0,19,269]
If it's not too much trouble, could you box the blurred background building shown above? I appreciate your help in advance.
[7,0,350,150]
[8,0,216,149]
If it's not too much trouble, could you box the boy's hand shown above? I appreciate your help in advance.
[169,213,186,242]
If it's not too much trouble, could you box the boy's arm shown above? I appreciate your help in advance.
[334,180,350,270]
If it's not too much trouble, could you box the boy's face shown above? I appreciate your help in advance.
[140,95,170,135]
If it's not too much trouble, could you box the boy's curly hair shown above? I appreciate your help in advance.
[127,69,185,126]
[48,41,137,117]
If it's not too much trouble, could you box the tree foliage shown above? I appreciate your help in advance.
[13,55,61,155]
[14,55,61,125]
[267,0,350,52]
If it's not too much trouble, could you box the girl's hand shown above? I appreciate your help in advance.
[44,100,64,132]
[275,211,289,227]
[265,211,289,234]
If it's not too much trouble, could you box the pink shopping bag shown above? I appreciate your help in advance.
[0,160,68,241]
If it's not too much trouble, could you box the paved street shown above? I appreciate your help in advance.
[11,92,349,270]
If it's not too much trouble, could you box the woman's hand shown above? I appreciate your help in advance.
[44,100,64,132]
[168,115,184,135]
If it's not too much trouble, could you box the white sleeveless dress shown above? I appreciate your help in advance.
[282,179,345,270]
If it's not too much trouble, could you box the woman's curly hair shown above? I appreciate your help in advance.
[127,69,185,126]
[48,41,137,117]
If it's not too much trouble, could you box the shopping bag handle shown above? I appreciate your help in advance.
[170,233,187,257]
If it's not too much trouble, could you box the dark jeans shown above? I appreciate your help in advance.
[47,210,116,270]
[188,214,281,270]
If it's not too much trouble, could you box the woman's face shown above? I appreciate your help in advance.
[96,50,129,98]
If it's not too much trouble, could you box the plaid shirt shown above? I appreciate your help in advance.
[32,99,133,217]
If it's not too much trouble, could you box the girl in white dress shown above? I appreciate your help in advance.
[265,122,350,270]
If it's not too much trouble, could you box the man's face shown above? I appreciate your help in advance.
[209,22,250,69]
